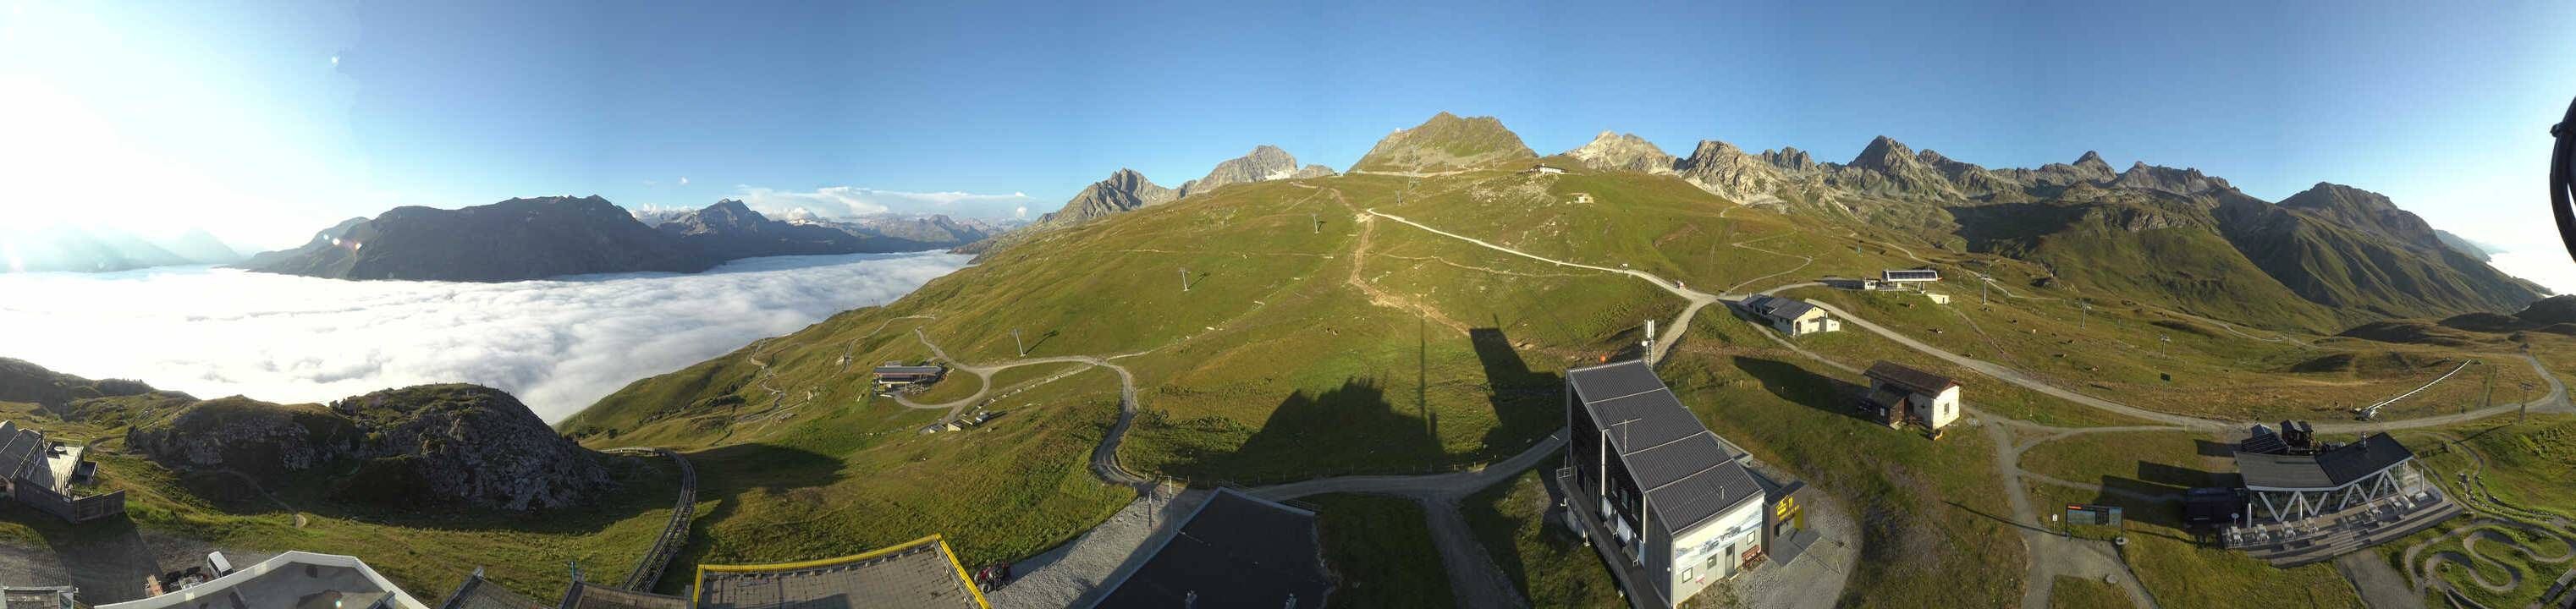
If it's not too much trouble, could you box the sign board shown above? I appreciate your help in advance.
[2064,504,2123,527]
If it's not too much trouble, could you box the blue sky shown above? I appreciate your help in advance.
[4,1,2573,274]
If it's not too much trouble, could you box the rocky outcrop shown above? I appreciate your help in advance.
[2108,162,2230,197]
[1291,164,1337,178]
[1759,147,1819,173]
[1673,140,1792,204]
[126,384,611,512]
[1565,131,1676,174]
[1178,145,1304,199]
[1348,112,1537,173]
[1038,169,1176,225]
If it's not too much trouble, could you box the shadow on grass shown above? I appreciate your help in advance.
[2087,475,2198,542]
[652,442,850,593]
[1943,499,2053,535]
[1731,356,1876,425]
[1164,378,1445,486]
[1022,329,1061,356]
[0,508,160,604]
[1470,326,1565,461]
[2193,438,2237,458]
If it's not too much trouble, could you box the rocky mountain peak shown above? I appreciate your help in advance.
[1759,147,1818,172]
[2073,151,2113,173]
[1177,145,1307,199]
[1847,135,1921,172]
[1566,131,1676,173]
[1348,112,1537,173]
[1675,139,1792,204]
[1039,168,1176,225]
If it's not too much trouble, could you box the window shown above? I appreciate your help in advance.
[1682,568,1696,582]
[1705,553,1720,570]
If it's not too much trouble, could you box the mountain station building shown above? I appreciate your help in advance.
[1737,295,1840,336]
[1561,359,1770,608]
[2221,429,2460,566]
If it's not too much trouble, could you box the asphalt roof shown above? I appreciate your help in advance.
[1864,361,1958,395]
[2234,433,2416,490]
[558,582,689,609]
[1093,488,1334,608]
[695,536,983,609]
[1566,359,1766,536]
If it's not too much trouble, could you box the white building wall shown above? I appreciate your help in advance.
[1927,386,1962,429]
[1667,497,1766,606]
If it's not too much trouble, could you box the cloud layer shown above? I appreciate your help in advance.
[731,185,1033,220]
[0,252,970,422]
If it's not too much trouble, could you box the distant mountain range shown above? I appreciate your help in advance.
[965,114,2542,329]
[239,196,996,283]
[0,226,240,272]
[1546,127,2545,326]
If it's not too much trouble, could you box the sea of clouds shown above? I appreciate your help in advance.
[0,251,971,422]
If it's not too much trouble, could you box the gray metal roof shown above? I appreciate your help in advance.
[872,366,944,376]
[1739,295,1817,322]
[1566,360,1765,536]
[2234,433,2415,491]
[0,422,47,483]
[1864,361,1957,395]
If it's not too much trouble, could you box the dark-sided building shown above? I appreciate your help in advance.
[1562,359,1768,608]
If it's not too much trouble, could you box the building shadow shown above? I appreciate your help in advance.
[1170,378,1445,486]
[11,510,160,604]
[2087,475,2196,541]
[1731,356,1876,425]
[2193,439,2238,458]
[1469,326,1563,458]
[2134,461,2231,490]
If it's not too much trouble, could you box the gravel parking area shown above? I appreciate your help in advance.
[1727,488,1858,609]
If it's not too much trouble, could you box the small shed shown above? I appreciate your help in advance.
[1858,361,1962,431]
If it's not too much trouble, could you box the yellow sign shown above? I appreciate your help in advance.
[1775,496,1797,518]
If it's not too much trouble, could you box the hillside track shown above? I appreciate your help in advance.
[603,447,696,591]
[1357,206,2576,608]
[911,329,1153,488]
